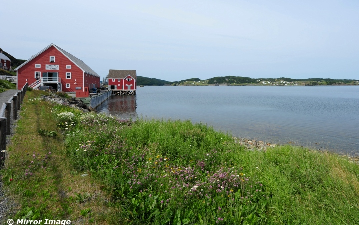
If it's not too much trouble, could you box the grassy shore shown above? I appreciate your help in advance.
[2,90,359,224]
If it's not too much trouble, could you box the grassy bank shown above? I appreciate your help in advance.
[2,91,359,224]
[0,79,16,93]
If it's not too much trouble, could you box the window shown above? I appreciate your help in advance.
[126,77,132,81]
[118,79,121,82]
[66,83,70,88]
[66,65,71,69]
[66,72,71,79]
[34,71,41,79]
[35,64,41,68]
[50,56,55,62]
[112,79,115,82]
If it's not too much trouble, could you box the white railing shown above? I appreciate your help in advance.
[0,75,17,83]
[41,77,61,83]
[29,79,41,89]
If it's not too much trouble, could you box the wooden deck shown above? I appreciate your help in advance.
[111,90,136,95]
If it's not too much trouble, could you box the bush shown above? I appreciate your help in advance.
[56,92,70,99]
[0,79,16,89]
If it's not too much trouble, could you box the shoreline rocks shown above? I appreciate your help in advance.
[232,137,276,151]
[41,94,90,112]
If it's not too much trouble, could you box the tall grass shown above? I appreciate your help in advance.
[54,103,359,224]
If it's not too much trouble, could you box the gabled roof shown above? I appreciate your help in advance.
[15,43,99,77]
[0,52,11,61]
[107,70,137,79]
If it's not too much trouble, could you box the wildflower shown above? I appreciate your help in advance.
[191,185,199,191]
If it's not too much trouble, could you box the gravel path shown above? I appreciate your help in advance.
[0,89,20,223]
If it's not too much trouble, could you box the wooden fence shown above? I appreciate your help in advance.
[0,83,28,166]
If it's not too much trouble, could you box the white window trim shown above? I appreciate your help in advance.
[66,83,70,88]
[50,56,55,62]
[34,71,41,79]
[66,72,71,79]
[66,65,71,69]
[35,64,41,68]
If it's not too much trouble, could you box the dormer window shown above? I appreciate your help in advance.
[50,56,55,62]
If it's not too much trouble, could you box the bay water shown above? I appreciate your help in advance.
[96,86,359,156]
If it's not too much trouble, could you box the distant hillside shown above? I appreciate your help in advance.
[172,76,359,86]
[208,76,255,84]
[0,47,26,69]
[136,76,171,86]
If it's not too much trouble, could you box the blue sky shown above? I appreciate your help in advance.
[1,0,359,81]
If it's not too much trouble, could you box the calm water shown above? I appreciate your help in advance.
[96,86,359,156]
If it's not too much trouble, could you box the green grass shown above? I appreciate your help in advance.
[3,90,359,224]
[0,79,16,93]
[2,91,115,224]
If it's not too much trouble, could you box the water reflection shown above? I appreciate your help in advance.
[96,95,137,120]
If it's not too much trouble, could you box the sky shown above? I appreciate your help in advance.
[1,0,359,81]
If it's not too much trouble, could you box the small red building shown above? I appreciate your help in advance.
[0,51,11,71]
[107,70,136,95]
[15,43,100,92]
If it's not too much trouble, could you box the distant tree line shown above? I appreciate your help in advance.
[207,76,255,84]
[136,76,171,86]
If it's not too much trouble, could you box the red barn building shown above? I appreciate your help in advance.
[107,70,136,95]
[0,51,11,71]
[15,43,100,92]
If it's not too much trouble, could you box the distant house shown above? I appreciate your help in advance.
[0,51,11,71]
[15,43,100,92]
[107,70,136,95]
